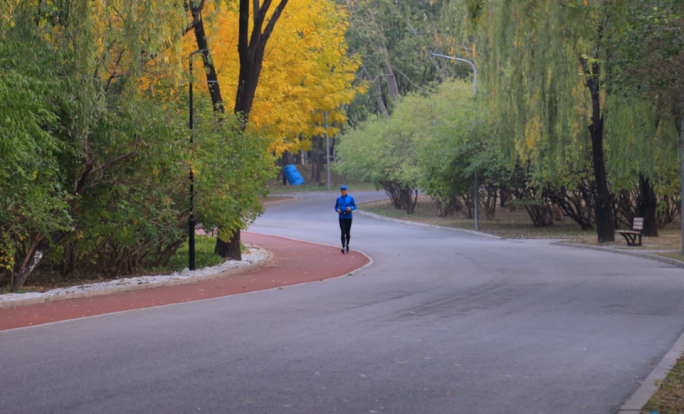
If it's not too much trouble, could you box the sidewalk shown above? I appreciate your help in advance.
[0,233,370,332]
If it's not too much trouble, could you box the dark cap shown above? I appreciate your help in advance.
[340,185,348,190]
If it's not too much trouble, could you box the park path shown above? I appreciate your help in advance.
[3,191,684,414]
[0,233,368,331]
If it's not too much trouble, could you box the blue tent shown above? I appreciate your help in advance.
[284,164,305,185]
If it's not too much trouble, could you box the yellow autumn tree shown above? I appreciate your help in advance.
[182,0,363,154]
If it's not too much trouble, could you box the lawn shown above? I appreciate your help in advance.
[642,355,684,414]
[267,163,377,194]
[360,195,683,250]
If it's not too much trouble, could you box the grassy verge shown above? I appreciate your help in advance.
[162,235,232,272]
[642,355,684,413]
[360,196,589,239]
[361,196,683,248]
[267,163,377,193]
[562,228,683,252]
[268,181,378,194]
[261,196,297,206]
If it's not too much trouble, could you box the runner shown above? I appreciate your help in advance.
[335,185,356,254]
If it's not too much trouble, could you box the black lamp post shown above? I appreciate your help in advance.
[188,49,206,270]
[188,52,197,271]
[187,49,218,271]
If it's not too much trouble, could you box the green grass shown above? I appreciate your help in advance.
[268,181,378,194]
[360,196,590,239]
[267,163,378,194]
[642,355,684,413]
[162,236,246,272]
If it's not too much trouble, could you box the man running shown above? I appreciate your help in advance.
[335,185,356,254]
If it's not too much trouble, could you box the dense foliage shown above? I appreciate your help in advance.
[0,2,280,290]
[339,0,684,240]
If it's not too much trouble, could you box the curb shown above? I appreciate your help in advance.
[552,242,684,412]
[355,209,502,240]
[0,235,374,334]
[551,242,684,270]
[245,233,375,276]
[618,327,684,413]
[0,250,274,310]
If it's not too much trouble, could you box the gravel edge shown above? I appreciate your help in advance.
[355,209,502,239]
[0,249,273,310]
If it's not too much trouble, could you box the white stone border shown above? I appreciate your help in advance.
[0,246,273,309]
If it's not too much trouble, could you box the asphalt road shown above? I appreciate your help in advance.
[2,191,684,414]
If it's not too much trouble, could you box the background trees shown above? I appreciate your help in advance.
[338,0,684,241]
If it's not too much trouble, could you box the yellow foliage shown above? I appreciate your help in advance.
[181,0,364,154]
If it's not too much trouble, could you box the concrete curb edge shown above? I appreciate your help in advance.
[553,242,684,412]
[244,232,375,277]
[355,209,502,239]
[551,241,684,270]
[0,250,274,310]
[618,327,684,413]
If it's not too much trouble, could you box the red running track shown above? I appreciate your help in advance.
[0,233,369,332]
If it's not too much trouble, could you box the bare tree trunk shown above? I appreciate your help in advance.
[638,175,659,237]
[581,52,615,242]
[215,228,241,259]
[383,56,400,101]
[214,0,290,260]
[13,233,65,291]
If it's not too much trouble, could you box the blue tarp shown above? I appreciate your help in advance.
[284,164,305,185]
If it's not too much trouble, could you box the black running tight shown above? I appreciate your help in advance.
[339,219,352,247]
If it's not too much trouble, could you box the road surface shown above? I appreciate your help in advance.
[2,191,684,414]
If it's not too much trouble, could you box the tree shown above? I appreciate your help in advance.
[1,1,274,290]
[180,0,361,258]
[184,0,362,153]
[460,0,635,241]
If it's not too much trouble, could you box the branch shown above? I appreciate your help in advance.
[261,0,290,46]
[73,151,137,196]
[253,0,260,25]
[105,49,126,93]
[393,66,428,93]
[95,151,137,176]
[252,0,273,41]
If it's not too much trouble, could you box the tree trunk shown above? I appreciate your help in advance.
[638,175,659,237]
[281,151,289,185]
[192,14,225,113]
[216,0,289,260]
[215,228,241,260]
[582,53,615,242]
[313,137,323,183]
[383,56,400,101]
[13,233,65,291]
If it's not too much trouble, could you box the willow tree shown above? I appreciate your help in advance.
[465,0,632,241]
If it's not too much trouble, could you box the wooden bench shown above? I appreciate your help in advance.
[616,217,643,246]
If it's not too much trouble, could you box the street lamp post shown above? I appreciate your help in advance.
[188,51,199,271]
[430,53,479,230]
[187,49,214,270]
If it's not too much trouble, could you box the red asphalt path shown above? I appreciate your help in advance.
[0,233,369,332]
